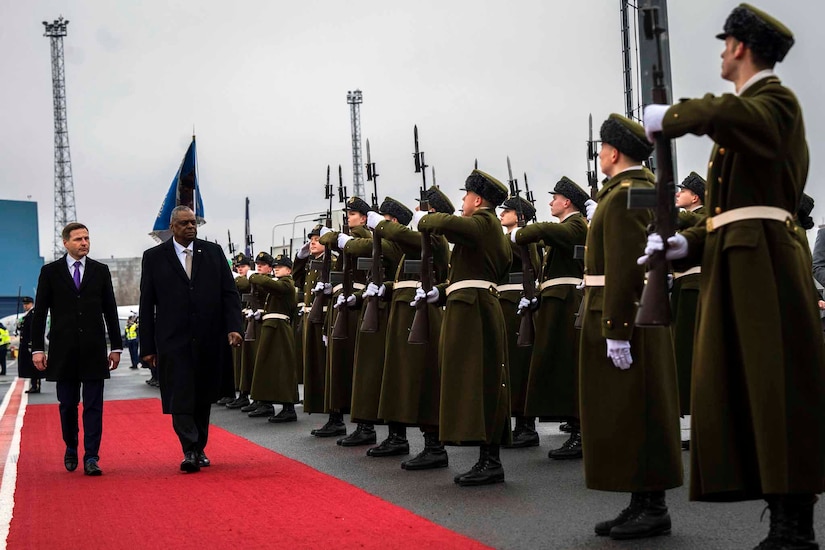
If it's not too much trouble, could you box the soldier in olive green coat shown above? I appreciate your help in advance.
[497,196,541,449]
[642,5,825,546]
[581,114,682,540]
[225,253,255,409]
[415,169,512,487]
[374,187,453,471]
[511,177,589,460]
[235,254,271,415]
[249,254,300,423]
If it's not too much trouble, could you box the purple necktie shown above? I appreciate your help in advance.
[73,261,82,290]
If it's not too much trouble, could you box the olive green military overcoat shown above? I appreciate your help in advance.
[239,279,267,393]
[514,212,587,420]
[580,168,683,492]
[664,76,825,501]
[419,208,512,445]
[248,273,299,404]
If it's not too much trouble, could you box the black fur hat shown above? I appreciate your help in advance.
[678,172,707,203]
[423,186,455,214]
[600,114,654,162]
[500,196,537,222]
[716,3,794,64]
[551,176,590,213]
[378,197,413,226]
[461,169,509,207]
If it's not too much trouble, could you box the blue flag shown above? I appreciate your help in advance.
[149,136,205,242]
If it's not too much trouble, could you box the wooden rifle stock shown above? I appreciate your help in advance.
[242,284,261,342]
[307,250,331,325]
[331,216,352,340]
[516,244,536,347]
[408,227,433,345]
[360,230,382,333]
[635,7,676,327]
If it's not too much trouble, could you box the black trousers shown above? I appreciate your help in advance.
[126,340,140,367]
[56,379,104,463]
[0,345,7,375]
[171,400,212,454]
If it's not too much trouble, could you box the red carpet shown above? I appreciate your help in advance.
[9,398,488,549]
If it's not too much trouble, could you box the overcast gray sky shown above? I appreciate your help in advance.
[2,0,824,260]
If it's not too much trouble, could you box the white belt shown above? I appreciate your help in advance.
[706,206,792,233]
[304,305,327,313]
[296,302,305,309]
[445,280,498,296]
[584,275,605,287]
[393,280,420,290]
[497,284,524,293]
[673,266,701,279]
[262,313,290,321]
[539,277,583,290]
[332,282,366,294]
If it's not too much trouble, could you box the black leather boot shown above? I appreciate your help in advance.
[455,444,505,487]
[505,417,539,448]
[337,423,377,446]
[240,400,259,413]
[548,429,582,460]
[595,492,647,536]
[226,393,250,409]
[268,403,298,423]
[312,412,347,437]
[367,423,409,457]
[248,402,275,418]
[609,491,671,540]
[402,431,448,470]
[216,395,236,405]
[755,495,819,550]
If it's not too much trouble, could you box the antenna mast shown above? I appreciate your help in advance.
[346,90,365,199]
[43,16,77,259]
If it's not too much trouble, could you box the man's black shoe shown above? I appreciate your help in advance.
[559,422,573,433]
[337,424,376,446]
[240,401,259,413]
[226,395,250,409]
[216,396,235,405]
[595,493,647,536]
[84,458,102,476]
[367,435,410,457]
[401,446,448,470]
[312,421,347,437]
[609,492,671,540]
[248,404,275,418]
[64,449,78,472]
[25,386,41,394]
[129,365,138,369]
[197,451,211,467]
[504,429,539,449]
[455,446,504,487]
[548,431,583,460]
[145,378,157,386]
[268,408,298,423]
[181,451,200,473]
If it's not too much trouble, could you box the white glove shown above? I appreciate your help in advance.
[253,309,263,321]
[517,296,537,315]
[576,280,586,290]
[337,233,353,250]
[297,241,311,259]
[364,282,385,298]
[322,334,328,346]
[243,308,254,319]
[312,281,332,295]
[585,199,597,222]
[643,104,670,142]
[319,226,333,237]
[335,293,357,309]
[413,210,428,229]
[411,287,439,307]
[510,227,521,243]
[606,339,633,370]
[366,211,384,230]
[246,269,257,279]
[637,232,689,264]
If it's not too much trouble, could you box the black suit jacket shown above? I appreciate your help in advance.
[31,256,122,381]
[139,238,241,413]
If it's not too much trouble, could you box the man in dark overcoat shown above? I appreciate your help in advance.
[139,206,242,472]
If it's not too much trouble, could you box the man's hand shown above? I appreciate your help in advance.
[313,281,332,296]
[337,234,353,250]
[517,296,538,315]
[296,241,311,259]
[585,199,597,222]
[33,352,47,371]
[637,233,689,264]
[364,282,386,298]
[411,287,439,307]
[141,354,157,368]
[228,332,243,347]
[412,210,428,229]
[319,226,333,237]
[108,351,121,371]
[643,104,670,142]
[510,227,521,243]
[335,294,356,309]
[366,211,384,230]
[606,339,633,370]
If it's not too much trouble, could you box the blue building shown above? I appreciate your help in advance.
[0,200,44,318]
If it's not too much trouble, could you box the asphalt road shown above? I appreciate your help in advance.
[7,359,814,549]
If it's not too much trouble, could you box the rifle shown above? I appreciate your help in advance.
[308,165,333,325]
[408,124,433,345]
[631,6,677,327]
[244,197,254,256]
[242,283,262,342]
[586,113,600,200]
[361,139,382,333]
[507,156,536,347]
[331,165,352,340]
[523,172,537,222]
[227,230,236,258]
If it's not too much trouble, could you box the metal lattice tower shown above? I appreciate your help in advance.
[43,16,77,259]
[346,90,364,199]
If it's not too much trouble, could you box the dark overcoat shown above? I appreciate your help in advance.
[16,309,43,380]
[664,75,825,501]
[419,208,512,445]
[580,169,683,492]
[139,238,242,414]
[31,256,122,381]
[514,213,587,420]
